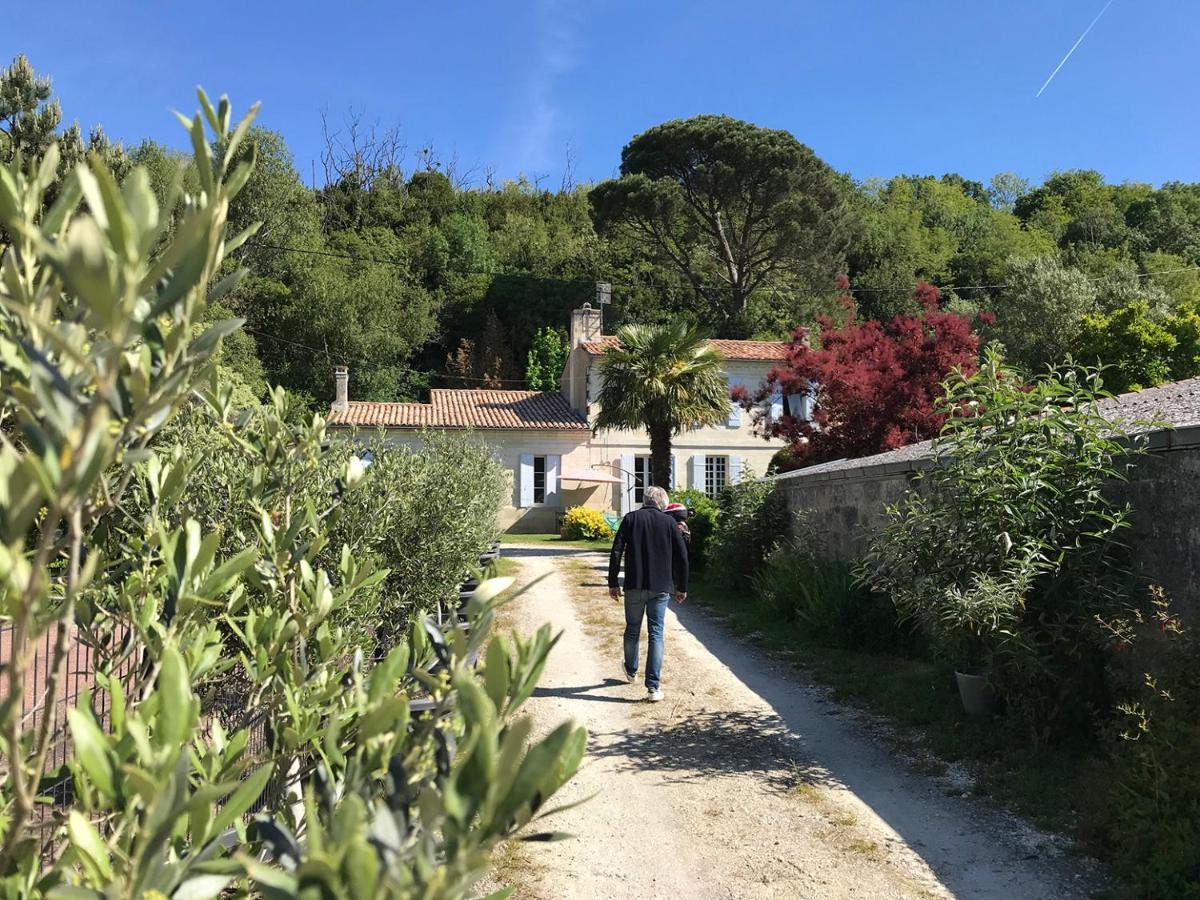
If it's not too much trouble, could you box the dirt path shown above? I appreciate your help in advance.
[493,545,1100,900]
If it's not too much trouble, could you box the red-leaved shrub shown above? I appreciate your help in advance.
[751,280,982,468]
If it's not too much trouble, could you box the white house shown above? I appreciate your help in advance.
[329,305,797,532]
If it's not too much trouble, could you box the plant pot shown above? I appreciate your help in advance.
[955,667,998,718]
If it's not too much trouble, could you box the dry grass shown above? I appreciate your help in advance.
[480,837,539,897]
[848,838,881,857]
[790,782,821,803]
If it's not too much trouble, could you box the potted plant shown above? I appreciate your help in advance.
[941,621,1000,718]
[860,350,1145,729]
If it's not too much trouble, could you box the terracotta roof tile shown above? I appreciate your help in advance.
[329,389,589,430]
[581,335,788,361]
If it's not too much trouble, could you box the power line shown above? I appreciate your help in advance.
[248,239,1200,299]
[244,326,533,387]
[834,264,1200,296]
[250,241,598,286]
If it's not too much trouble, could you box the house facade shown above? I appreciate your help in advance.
[329,305,794,532]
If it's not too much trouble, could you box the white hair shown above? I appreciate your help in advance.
[643,485,670,510]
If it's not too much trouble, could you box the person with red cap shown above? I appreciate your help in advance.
[663,502,692,548]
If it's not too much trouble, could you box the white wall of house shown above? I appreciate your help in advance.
[369,327,791,534]
[574,354,787,498]
[380,428,594,533]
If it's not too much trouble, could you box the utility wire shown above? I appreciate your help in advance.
[247,239,1200,298]
[250,241,598,286]
[244,327,533,387]
[838,264,1200,295]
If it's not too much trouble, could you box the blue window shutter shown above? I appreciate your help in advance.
[617,453,634,514]
[518,454,534,507]
[727,400,742,428]
[545,454,561,506]
[768,389,784,424]
[689,454,706,490]
[786,393,806,421]
[670,454,677,491]
[729,455,743,485]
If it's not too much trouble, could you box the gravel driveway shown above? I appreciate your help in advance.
[490,545,1101,899]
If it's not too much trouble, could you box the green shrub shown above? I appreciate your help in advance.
[561,505,614,541]
[752,521,909,653]
[670,488,717,567]
[708,476,789,586]
[1072,299,1200,393]
[1104,590,1200,898]
[341,429,506,644]
[859,348,1151,742]
[149,407,505,650]
[0,93,582,897]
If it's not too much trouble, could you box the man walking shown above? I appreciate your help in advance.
[608,485,689,702]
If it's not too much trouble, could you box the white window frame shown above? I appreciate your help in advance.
[532,455,547,505]
[705,455,729,498]
[726,376,743,427]
[519,453,560,508]
[633,455,651,505]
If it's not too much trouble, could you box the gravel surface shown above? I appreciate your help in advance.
[487,545,1102,899]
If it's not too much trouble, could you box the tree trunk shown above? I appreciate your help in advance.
[649,425,673,494]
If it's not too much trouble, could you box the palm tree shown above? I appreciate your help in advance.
[594,322,730,490]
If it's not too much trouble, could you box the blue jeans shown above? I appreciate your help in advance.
[624,590,670,690]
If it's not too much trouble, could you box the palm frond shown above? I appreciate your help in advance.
[593,322,729,435]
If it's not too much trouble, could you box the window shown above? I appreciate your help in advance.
[633,455,651,504]
[705,455,728,497]
[532,455,547,504]
[784,384,816,421]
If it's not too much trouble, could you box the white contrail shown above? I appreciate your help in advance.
[1036,0,1115,97]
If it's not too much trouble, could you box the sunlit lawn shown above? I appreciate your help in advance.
[498,532,613,553]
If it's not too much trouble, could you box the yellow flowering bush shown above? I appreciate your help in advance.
[562,506,614,541]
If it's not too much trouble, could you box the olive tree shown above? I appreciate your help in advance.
[0,91,582,898]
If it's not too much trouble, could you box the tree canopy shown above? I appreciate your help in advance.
[8,53,1200,410]
[589,115,849,335]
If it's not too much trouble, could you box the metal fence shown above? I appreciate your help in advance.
[0,542,498,857]
[1,621,131,852]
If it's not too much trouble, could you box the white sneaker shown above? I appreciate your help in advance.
[622,665,636,683]
[647,688,664,702]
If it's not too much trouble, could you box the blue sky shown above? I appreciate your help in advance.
[11,1,1199,188]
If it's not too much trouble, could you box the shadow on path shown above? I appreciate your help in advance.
[507,542,1096,899]
[533,679,643,705]
[501,545,607,559]
[591,709,839,793]
[664,597,1094,898]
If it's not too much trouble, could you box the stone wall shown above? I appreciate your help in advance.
[773,426,1200,620]
[1113,439,1200,619]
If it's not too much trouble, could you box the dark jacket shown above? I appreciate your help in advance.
[607,505,689,595]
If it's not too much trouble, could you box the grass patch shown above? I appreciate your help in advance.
[847,838,880,856]
[499,532,613,553]
[789,782,821,803]
[687,572,1113,848]
[491,556,520,579]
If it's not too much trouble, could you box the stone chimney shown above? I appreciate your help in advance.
[569,303,602,349]
[333,365,349,410]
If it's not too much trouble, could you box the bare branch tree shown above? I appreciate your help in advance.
[560,142,576,193]
[319,106,406,191]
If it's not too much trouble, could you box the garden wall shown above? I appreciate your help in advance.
[773,424,1200,621]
